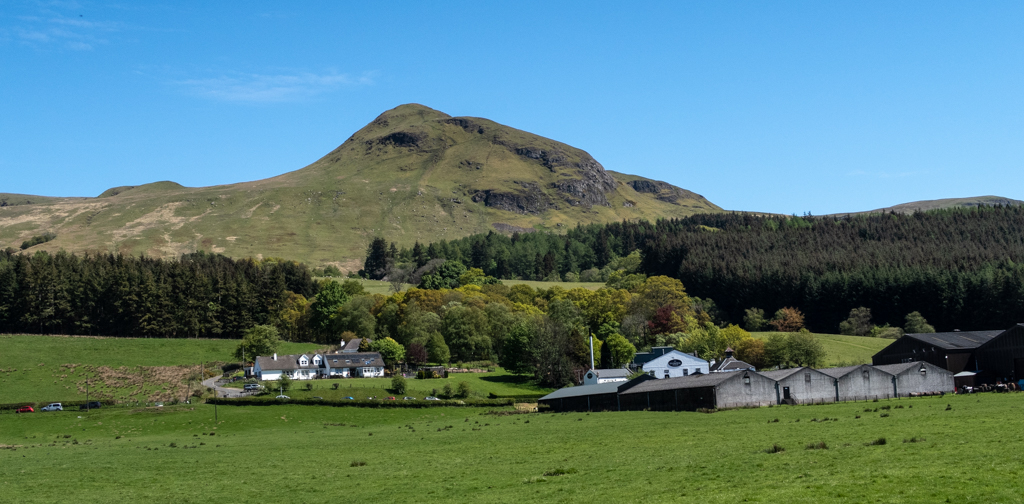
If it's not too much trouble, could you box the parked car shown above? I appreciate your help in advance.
[40,403,62,411]
[385,396,396,400]
[16,406,34,413]
[80,401,102,410]
[425,396,439,401]
[344,396,355,400]
[275,395,290,399]
[243,383,262,391]
[312,396,323,400]
[403,397,416,400]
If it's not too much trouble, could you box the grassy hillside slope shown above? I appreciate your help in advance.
[0,335,320,404]
[751,332,892,366]
[0,104,720,270]
[1,394,1019,502]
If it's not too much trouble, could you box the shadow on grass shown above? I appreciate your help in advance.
[478,374,547,391]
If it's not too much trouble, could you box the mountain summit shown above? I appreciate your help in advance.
[0,104,720,269]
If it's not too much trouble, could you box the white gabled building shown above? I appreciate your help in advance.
[322,352,386,378]
[254,353,323,381]
[642,350,710,379]
[581,368,632,385]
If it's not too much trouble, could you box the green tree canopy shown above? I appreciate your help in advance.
[839,307,873,336]
[904,311,935,334]
[372,337,406,368]
[234,324,281,360]
[309,280,350,335]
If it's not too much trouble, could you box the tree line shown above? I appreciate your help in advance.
[0,249,318,338]
[384,205,1024,332]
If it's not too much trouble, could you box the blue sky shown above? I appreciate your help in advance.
[2,1,1021,214]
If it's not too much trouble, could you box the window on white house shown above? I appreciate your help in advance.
[664,370,670,378]
[649,371,655,377]
[683,369,689,376]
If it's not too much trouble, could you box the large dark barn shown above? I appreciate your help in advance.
[873,324,1024,384]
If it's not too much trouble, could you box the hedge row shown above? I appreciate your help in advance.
[488,393,547,402]
[0,399,116,411]
[205,397,514,408]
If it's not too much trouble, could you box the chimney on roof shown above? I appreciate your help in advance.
[273,353,277,360]
[725,347,735,358]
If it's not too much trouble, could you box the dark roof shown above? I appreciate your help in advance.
[758,367,808,381]
[903,330,1002,350]
[323,352,384,368]
[340,339,366,352]
[710,357,755,372]
[255,354,320,372]
[539,382,622,401]
[632,346,678,365]
[874,362,926,375]
[620,372,747,394]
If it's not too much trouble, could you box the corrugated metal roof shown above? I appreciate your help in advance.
[905,330,1002,350]
[873,362,923,375]
[758,367,807,381]
[817,365,866,379]
[593,368,631,379]
[619,372,743,394]
[539,382,622,401]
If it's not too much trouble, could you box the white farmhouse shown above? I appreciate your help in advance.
[254,353,323,381]
[642,350,709,379]
[322,352,386,378]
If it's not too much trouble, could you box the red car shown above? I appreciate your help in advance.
[386,396,396,400]
[16,406,34,413]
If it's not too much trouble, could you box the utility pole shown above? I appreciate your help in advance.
[86,378,90,411]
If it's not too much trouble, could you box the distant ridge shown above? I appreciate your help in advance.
[834,196,1023,216]
[0,104,720,270]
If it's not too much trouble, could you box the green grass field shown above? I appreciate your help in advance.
[230,369,553,401]
[752,332,892,367]
[2,392,1021,502]
[0,335,321,404]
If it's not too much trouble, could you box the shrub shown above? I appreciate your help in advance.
[543,468,578,476]
[332,383,339,390]
[765,444,785,454]
[866,437,887,446]
[455,381,471,398]
[442,383,454,399]
[350,460,366,467]
[391,376,407,395]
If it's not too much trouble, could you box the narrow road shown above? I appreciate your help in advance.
[202,375,245,398]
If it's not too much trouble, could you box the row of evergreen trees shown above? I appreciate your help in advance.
[393,206,1024,332]
[0,249,318,338]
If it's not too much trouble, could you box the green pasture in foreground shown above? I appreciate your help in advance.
[752,332,892,367]
[2,393,1022,503]
[0,335,321,404]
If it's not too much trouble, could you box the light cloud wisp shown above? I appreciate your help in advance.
[176,71,374,103]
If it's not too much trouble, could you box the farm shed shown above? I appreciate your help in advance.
[759,367,836,405]
[618,371,776,411]
[818,364,895,401]
[538,376,654,413]
[872,329,1001,374]
[972,324,1024,384]
[874,361,953,396]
